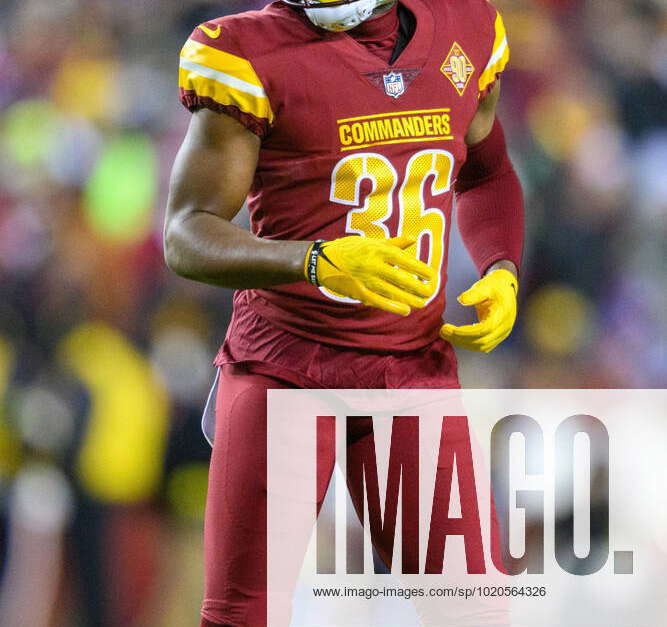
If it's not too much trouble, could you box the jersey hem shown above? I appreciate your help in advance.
[214,359,323,389]
[244,291,441,354]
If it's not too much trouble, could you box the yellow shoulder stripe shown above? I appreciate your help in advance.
[181,40,264,88]
[179,39,274,123]
[478,11,510,96]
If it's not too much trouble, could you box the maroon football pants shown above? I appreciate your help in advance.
[201,364,293,626]
[203,365,415,626]
[201,364,504,627]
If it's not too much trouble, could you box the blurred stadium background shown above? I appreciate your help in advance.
[0,0,664,625]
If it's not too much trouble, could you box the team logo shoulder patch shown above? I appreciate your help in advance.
[383,71,405,99]
[440,42,475,96]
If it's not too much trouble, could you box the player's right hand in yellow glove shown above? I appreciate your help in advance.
[304,236,436,316]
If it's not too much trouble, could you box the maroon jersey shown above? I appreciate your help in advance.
[179,0,510,352]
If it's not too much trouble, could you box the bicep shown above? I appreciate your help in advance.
[464,81,501,146]
[166,108,261,223]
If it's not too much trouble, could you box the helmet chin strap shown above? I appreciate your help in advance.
[305,0,381,32]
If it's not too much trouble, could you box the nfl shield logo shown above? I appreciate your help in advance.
[383,72,405,98]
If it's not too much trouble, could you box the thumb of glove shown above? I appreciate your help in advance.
[384,236,416,250]
[457,283,489,306]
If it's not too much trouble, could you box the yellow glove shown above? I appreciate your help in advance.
[304,236,436,317]
[440,269,518,353]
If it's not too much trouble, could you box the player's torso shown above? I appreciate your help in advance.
[228,0,496,351]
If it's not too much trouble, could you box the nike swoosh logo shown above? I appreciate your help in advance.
[198,24,221,39]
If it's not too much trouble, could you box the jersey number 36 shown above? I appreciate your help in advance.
[326,149,455,305]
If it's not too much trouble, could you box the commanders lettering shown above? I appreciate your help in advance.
[339,112,452,149]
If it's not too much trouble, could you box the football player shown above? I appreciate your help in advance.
[165,0,524,625]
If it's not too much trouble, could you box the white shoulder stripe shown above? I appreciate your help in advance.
[483,36,508,71]
[179,58,268,99]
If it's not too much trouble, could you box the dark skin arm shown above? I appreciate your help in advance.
[164,108,311,288]
[463,81,517,279]
[165,83,515,289]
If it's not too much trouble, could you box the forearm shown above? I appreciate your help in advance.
[456,118,525,276]
[164,210,311,289]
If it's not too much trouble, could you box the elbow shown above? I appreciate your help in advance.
[163,221,189,278]
[163,246,180,277]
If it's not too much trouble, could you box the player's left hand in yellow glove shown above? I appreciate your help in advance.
[439,268,518,353]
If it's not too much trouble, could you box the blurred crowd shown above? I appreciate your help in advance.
[0,0,664,625]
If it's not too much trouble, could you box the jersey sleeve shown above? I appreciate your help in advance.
[477,8,510,98]
[178,21,274,138]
